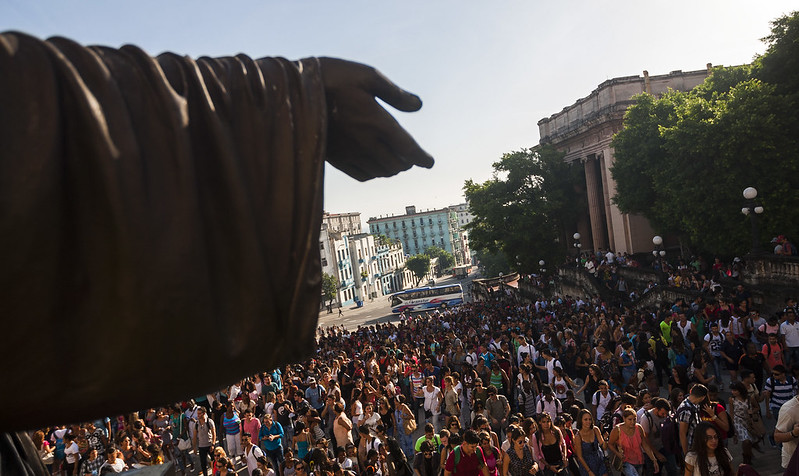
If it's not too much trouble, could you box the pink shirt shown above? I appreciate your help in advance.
[242,417,261,440]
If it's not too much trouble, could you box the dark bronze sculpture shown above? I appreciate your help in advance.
[0,32,433,433]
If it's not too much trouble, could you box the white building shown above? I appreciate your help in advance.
[376,240,414,295]
[322,211,362,236]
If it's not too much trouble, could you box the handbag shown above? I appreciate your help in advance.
[403,415,417,435]
[177,416,192,451]
[609,453,623,472]
[178,437,192,451]
[748,407,766,438]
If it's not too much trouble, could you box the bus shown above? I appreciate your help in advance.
[453,265,471,278]
[389,284,464,314]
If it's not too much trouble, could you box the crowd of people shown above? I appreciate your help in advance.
[30,278,799,476]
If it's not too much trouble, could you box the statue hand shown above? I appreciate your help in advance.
[319,57,434,181]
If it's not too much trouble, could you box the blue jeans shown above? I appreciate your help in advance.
[711,356,725,384]
[786,347,799,368]
[663,453,679,476]
[622,462,644,476]
[397,428,415,459]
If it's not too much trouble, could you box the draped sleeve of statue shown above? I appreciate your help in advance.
[0,32,326,431]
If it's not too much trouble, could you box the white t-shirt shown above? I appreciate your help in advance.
[685,448,732,476]
[64,441,79,464]
[592,391,616,420]
[776,395,799,468]
[544,358,560,383]
[245,444,265,475]
[423,386,442,414]
[780,321,799,347]
[704,333,723,357]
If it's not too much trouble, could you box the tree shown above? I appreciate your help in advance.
[321,272,338,311]
[612,63,799,256]
[474,249,510,278]
[405,254,431,286]
[464,145,583,272]
[424,246,455,271]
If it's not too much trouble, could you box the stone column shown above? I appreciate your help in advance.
[583,157,608,251]
[598,152,616,250]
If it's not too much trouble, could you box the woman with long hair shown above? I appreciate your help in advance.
[502,426,538,476]
[443,376,461,422]
[479,431,501,476]
[572,410,607,476]
[530,414,567,476]
[445,415,463,438]
[576,365,602,405]
[383,436,409,476]
[668,366,690,394]
[595,343,619,391]
[684,422,733,476]
[728,381,757,465]
[32,430,54,473]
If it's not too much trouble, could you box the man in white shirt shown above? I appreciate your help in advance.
[592,381,617,420]
[242,432,265,475]
[535,348,560,384]
[516,337,534,366]
[780,308,799,367]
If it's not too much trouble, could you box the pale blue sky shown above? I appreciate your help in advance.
[2,1,795,227]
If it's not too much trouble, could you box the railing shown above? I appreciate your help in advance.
[744,254,799,286]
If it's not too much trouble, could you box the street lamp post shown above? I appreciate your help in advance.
[573,232,582,264]
[741,187,764,254]
[652,235,666,270]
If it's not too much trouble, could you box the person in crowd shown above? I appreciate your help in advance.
[502,426,537,476]
[260,412,286,476]
[608,408,660,476]
[412,440,440,476]
[572,409,607,476]
[443,429,488,476]
[530,413,567,476]
[477,431,501,476]
[683,422,733,476]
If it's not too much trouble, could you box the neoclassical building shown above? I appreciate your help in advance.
[537,66,711,254]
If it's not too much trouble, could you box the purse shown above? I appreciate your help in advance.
[403,414,417,435]
[748,407,766,438]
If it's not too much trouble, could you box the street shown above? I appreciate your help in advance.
[317,271,478,329]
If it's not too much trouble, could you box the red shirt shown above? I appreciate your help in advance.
[445,446,486,476]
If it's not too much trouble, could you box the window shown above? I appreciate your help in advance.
[321,257,328,267]
[429,218,433,224]
[320,241,324,250]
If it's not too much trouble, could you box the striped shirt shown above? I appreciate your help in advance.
[764,376,798,410]
[222,414,241,435]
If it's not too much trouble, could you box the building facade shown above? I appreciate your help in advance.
[537,66,711,254]
[449,203,473,264]
[376,241,414,296]
[322,211,362,236]
[367,205,464,265]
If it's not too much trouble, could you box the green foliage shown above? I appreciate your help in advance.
[611,17,799,257]
[321,272,338,304]
[755,11,799,97]
[474,249,510,278]
[405,254,431,286]
[464,146,583,272]
[424,246,455,270]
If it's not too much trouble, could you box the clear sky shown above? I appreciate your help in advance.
[2,1,795,228]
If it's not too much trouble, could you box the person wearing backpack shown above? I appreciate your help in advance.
[443,429,489,476]
[763,365,798,424]
[638,398,673,476]
[676,385,717,457]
